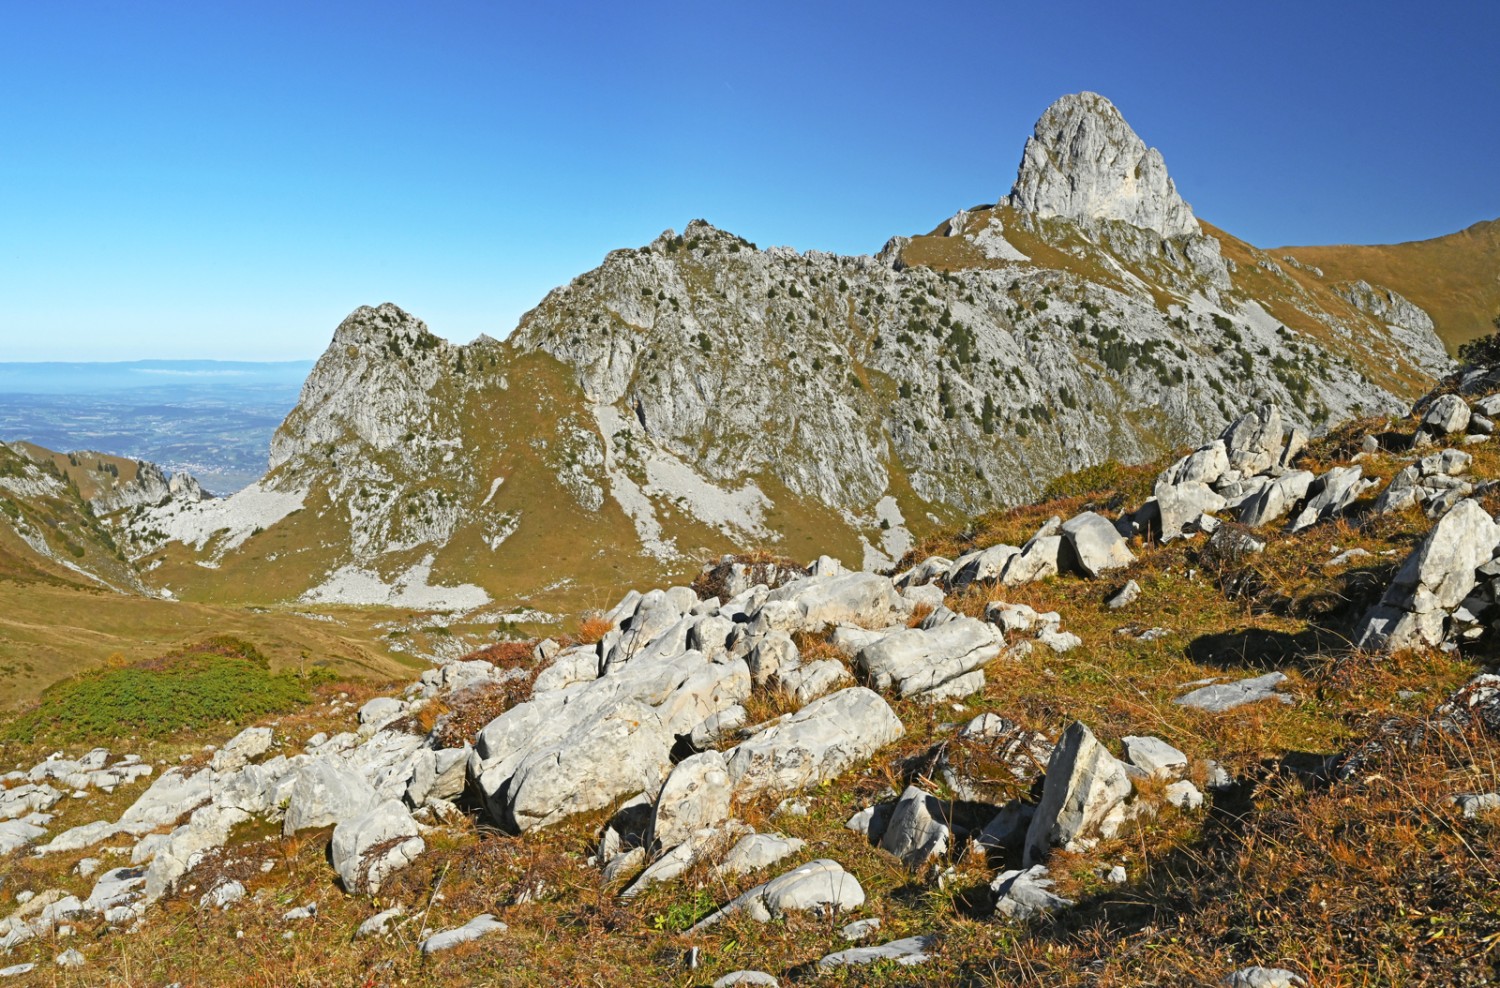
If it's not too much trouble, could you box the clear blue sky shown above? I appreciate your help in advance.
[2,1,1496,360]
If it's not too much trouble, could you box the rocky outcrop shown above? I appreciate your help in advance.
[1005,92,1199,239]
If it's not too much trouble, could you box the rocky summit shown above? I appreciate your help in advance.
[2,89,1500,987]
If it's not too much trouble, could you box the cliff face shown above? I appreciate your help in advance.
[112,93,1455,613]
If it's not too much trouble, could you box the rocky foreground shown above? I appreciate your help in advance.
[5,370,1500,984]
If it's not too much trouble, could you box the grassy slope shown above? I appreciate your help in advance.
[4,403,1497,985]
[1280,217,1500,352]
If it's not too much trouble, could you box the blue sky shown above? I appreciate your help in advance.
[2,1,1496,360]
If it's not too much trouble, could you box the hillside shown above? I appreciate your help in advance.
[0,441,416,707]
[1281,217,1500,352]
[104,93,1465,620]
[3,368,1500,985]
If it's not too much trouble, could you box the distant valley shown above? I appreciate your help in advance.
[0,360,312,493]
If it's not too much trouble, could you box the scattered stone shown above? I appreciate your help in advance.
[282,903,318,921]
[715,833,806,877]
[55,949,85,968]
[1223,967,1306,988]
[420,914,508,954]
[356,906,405,938]
[991,864,1074,919]
[1165,780,1204,810]
[1106,580,1141,609]
[841,917,882,941]
[0,965,35,978]
[818,935,935,969]
[201,880,245,910]
[1107,865,1127,883]
[712,973,778,988]
[1175,672,1290,712]
[1452,792,1500,818]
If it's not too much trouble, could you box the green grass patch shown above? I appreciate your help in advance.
[1,635,331,744]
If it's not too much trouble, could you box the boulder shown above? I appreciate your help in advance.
[1060,511,1135,577]
[1160,441,1229,487]
[1238,470,1313,527]
[949,543,1020,589]
[689,859,865,931]
[776,659,851,705]
[330,799,424,893]
[1023,722,1133,864]
[282,758,381,835]
[878,786,949,870]
[765,572,904,632]
[1353,498,1500,652]
[1001,535,1063,586]
[726,688,904,796]
[648,751,731,852]
[504,701,674,832]
[854,618,1005,698]
[1422,393,1471,435]
[1221,404,1284,475]
[1154,481,1227,541]
[1286,465,1368,532]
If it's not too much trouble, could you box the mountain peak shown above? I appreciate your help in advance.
[1005,91,1199,239]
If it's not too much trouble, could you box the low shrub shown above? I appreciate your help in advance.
[1,636,328,744]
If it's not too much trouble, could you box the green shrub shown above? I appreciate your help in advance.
[1,637,328,744]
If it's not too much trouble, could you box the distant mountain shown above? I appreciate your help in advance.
[0,359,313,492]
[97,92,1480,618]
[1280,218,1500,351]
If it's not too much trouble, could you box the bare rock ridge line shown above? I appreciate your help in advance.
[0,91,1462,614]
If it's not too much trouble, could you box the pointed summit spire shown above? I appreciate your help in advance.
[1005,92,1199,239]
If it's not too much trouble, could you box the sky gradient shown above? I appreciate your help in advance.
[3,1,1496,360]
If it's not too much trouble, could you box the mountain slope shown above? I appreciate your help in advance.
[110,92,1461,615]
[1280,217,1500,352]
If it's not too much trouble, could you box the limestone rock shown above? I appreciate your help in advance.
[1175,672,1290,712]
[1023,722,1133,863]
[1060,511,1135,577]
[818,935,936,969]
[990,864,1074,919]
[330,799,424,894]
[1422,394,1471,435]
[879,786,950,870]
[689,859,865,932]
[1005,92,1199,239]
[854,618,1005,698]
[420,914,507,954]
[649,750,731,852]
[726,688,904,796]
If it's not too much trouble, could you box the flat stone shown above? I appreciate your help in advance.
[1222,968,1307,988]
[726,688,904,797]
[1175,672,1290,712]
[715,832,806,877]
[1121,736,1188,777]
[713,973,778,987]
[991,864,1073,919]
[818,935,936,969]
[689,859,864,932]
[419,913,507,954]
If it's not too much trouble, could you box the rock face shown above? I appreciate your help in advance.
[1006,92,1199,239]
